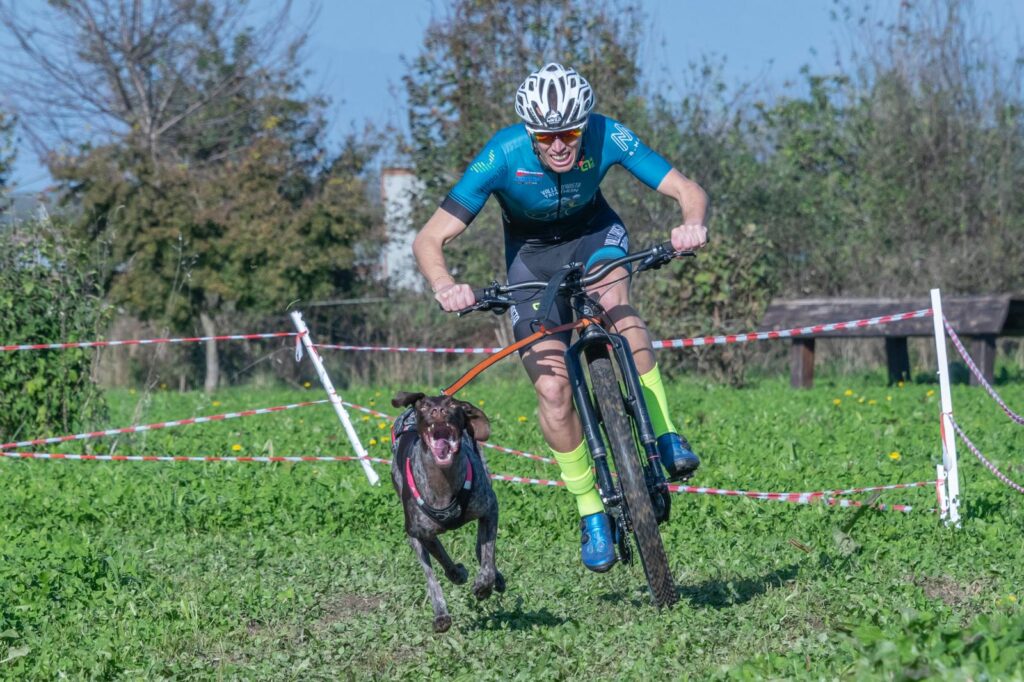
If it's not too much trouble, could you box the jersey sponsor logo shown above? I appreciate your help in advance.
[541,182,581,199]
[577,157,594,172]
[610,123,639,156]
[514,168,544,185]
[510,305,520,325]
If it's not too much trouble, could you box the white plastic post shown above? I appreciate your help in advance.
[935,463,948,522]
[290,311,380,486]
[930,289,960,526]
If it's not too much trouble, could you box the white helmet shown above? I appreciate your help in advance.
[514,63,595,132]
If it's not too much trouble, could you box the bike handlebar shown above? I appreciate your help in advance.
[456,242,695,317]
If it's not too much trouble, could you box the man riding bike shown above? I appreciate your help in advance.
[413,63,709,573]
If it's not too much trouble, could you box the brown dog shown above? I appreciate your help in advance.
[390,391,505,632]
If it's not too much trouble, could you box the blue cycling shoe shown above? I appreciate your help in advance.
[657,432,701,482]
[580,512,617,573]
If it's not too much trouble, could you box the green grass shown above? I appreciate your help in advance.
[1,371,1023,679]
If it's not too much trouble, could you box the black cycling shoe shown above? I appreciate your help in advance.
[657,432,700,482]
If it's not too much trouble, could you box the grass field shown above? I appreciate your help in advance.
[2,369,1023,679]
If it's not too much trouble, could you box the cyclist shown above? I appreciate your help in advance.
[413,63,709,573]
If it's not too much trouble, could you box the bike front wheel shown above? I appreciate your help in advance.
[589,354,678,607]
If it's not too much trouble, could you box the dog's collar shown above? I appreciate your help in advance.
[404,448,474,527]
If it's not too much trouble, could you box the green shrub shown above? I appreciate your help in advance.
[0,222,108,443]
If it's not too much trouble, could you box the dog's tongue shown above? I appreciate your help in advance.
[431,437,454,461]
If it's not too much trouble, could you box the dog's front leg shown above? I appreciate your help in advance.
[408,536,452,633]
[422,536,469,585]
[472,512,505,599]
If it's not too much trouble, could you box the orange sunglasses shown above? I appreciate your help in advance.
[532,127,584,145]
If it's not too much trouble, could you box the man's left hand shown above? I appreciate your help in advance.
[670,224,708,253]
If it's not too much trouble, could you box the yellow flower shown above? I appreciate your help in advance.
[844,389,854,397]
[833,399,842,406]
[369,400,376,406]
[1009,594,1018,603]
[926,389,935,397]
[362,415,370,421]
[868,399,877,406]
[303,381,311,389]
[857,397,865,404]
[478,400,486,406]
[886,395,893,401]
[889,451,901,461]
[128,388,136,395]
[517,415,528,423]
[369,438,378,446]
[378,422,387,429]
[212,401,221,407]
[231,444,242,452]
[374,391,382,397]
[897,381,905,389]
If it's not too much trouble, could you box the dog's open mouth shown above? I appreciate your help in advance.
[426,424,460,466]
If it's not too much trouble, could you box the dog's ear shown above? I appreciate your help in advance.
[456,401,491,442]
[392,391,425,408]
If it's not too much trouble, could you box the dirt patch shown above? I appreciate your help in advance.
[906,573,994,611]
[314,592,384,631]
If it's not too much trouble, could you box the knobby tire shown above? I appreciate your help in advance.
[588,355,678,607]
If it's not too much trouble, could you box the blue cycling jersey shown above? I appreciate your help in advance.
[440,113,672,241]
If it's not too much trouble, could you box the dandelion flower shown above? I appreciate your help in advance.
[378,422,387,430]
[889,451,901,461]
[369,438,378,446]
[478,400,486,406]
[1009,595,1018,603]
[844,389,854,397]
[857,397,865,404]
[362,415,370,421]
[374,391,382,397]
[926,389,935,397]
[369,400,376,406]
[128,388,136,395]
[212,401,221,407]
[897,381,905,389]
[517,415,528,423]
[232,444,242,452]
[303,381,311,389]
[886,395,893,401]
[868,399,877,406]
[833,399,842,406]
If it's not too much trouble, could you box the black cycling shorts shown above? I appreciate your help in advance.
[504,201,630,347]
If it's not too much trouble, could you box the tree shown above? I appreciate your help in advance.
[0,108,14,209]
[1,1,382,390]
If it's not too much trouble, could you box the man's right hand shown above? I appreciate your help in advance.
[434,283,477,312]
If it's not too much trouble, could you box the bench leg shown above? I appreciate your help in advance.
[969,335,996,386]
[790,338,815,389]
[885,337,910,385]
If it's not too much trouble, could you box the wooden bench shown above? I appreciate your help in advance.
[760,295,1024,388]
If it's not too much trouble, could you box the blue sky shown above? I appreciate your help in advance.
[7,0,1023,191]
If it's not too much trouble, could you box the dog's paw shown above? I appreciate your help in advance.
[446,563,468,585]
[494,570,506,593]
[472,577,494,601]
[433,614,452,633]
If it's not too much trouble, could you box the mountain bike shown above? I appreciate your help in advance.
[457,243,692,607]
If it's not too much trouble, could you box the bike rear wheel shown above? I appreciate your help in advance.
[588,354,678,607]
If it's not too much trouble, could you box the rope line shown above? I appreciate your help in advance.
[1,332,298,352]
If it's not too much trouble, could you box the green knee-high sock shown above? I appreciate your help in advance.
[551,440,604,517]
[639,364,678,437]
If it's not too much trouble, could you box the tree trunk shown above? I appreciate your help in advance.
[199,311,219,393]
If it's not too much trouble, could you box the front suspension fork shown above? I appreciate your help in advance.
[564,328,670,509]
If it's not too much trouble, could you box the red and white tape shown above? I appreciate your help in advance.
[311,309,933,355]
[943,318,1024,426]
[1,332,298,352]
[0,399,330,450]
[949,416,1024,495]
